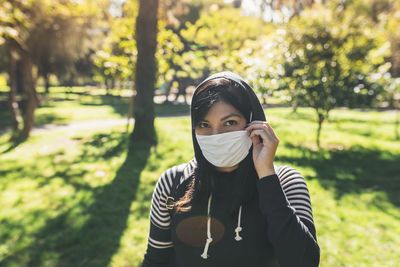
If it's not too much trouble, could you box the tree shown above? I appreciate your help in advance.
[93,1,138,92]
[157,5,266,101]
[377,78,400,140]
[132,0,159,143]
[339,0,400,78]
[0,0,40,141]
[156,0,224,103]
[281,3,390,147]
[29,3,105,93]
[0,0,108,141]
[237,26,287,105]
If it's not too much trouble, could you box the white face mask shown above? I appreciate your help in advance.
[196,130,252,167]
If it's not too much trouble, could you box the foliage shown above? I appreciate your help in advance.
[280,3,391,146]
[0,0,109,86]
[1,0,400,142]
[0,0,111,141]
[384,0,400,78]
[29,1,107,88]
[238,26,287,103]
[93,1,138,89]
[181,7,266,73]
[156,6,267,90]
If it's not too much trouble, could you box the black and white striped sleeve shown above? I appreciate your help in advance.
[142,166,181,267]
[257,165,320,267]
[278,165,315,226]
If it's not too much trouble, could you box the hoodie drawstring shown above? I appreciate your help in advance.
[201,194,213,259]
[234,205,243,241]
[201,195,244,259]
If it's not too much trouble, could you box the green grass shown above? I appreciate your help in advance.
[1,107,400,267]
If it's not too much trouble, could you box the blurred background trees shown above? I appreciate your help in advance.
[0,0,108,140]
[281,2,390,147]
[1,0,399,145]
[1,2,400,266]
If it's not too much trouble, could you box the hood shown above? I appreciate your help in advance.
[190,71,266,163]
[189,72,266,260]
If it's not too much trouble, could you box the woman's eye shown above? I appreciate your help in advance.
[198,122,209,128]
[225,120,237,126]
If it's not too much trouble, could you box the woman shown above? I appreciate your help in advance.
[142,72,320,267]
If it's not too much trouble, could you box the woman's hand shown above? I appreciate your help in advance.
[246,121,279,179]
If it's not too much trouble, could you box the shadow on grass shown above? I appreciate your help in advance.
[35,113,68,126]
[0,99,67,131]
[1,132,153,267]
[54,137,152,267]
[79,95,130,118]
[277,143,400,209]
[0,112,67,153]
[1,140,23,154]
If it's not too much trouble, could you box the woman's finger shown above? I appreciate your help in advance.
[246,123,275,139]
[247,121,268,127]
[246,123,269,133]
[250,129,271,143]
[250,131,261,146]
[249,125,279,144]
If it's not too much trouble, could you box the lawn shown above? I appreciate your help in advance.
[0,107,399,267]
[0,87,190,131]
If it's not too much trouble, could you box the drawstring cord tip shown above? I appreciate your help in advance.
[235,205,243,241]
[235,226,243,241]
[201,237,213,259]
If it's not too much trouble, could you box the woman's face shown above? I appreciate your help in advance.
[195,101,247,136]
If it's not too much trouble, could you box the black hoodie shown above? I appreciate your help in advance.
[142,72,320,267]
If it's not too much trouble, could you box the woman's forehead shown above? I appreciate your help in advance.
[203,101,244,119]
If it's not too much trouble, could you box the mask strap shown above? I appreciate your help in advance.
[249,112,253,122]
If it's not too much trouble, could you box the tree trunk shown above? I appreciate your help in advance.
[233,0,242,8]
[44,71,50,94]
[132,0,159,143]
[20,52,38,140]
[163,81,172,103]
[395,109,399,140]
[6,42,23,138]
[6,37,39,141]
[292,102,298,113]
[316,112,325,148]
[390,37,400,78]
[16,60,24,94]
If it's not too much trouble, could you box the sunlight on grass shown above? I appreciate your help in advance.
[1,108,399,266]
[0,94,190,131]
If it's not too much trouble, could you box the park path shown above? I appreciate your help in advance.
[0,113,190,136]
[31,118,136,134]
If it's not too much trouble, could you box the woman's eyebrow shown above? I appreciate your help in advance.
[220,113,242,121]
